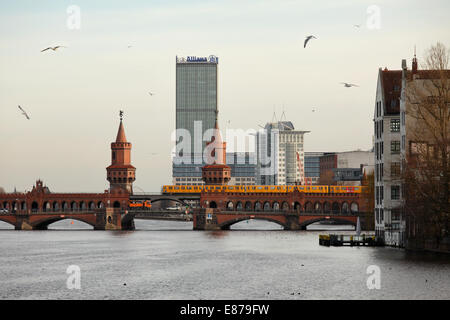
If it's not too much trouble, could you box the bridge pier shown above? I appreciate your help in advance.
[193,208,221,230]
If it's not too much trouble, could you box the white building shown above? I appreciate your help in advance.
[256,121,309,185]
[373,65,404,247]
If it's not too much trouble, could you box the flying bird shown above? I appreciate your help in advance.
[353,24,361,28]
[311,107,318,112]
[41,46,66,52]
[18,105,30,119]
[148,91,155,96]
[340,82,359,87]
[127,45,133,48]
[304,35,316,48]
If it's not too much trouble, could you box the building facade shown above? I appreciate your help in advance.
[319,150,374,185]
[172,55,219,184]
[304,152,325,185]
[373,66,403,247]
[256,121,309,185]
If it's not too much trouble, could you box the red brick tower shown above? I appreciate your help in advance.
[202,112,231,185]
[106,111,136,193]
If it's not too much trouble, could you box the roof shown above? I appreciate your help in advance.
[115,121,127,143]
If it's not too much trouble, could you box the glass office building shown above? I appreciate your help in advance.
[172,55,219,183]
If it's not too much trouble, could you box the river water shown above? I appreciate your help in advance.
[0,219,448,300]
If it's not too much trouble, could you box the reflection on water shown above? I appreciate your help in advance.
[0,219,448,300]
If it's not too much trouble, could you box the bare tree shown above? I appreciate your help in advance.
[403,42,450,249]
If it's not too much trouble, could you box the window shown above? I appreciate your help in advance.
[391,185,400,200]
[391,162,400,176]
[391,141,400,154]
[392,208,401,220]
[390,119,400,132]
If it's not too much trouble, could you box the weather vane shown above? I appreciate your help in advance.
[119,110,124,121]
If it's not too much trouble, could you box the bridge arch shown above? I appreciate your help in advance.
[113,201,121,208]
[80,201,87,211]
[300,217,357,229]
[32,216,96,230]
[314,202,322,213]
[62,201,69,212]
[53,201,59,211]
[323,201,331,213]
[226,201,234,210]
[351,202,359,213]
[245,201,252,211]
[236,201,243,211]
[144,198,189,207]
[31,201,39,212]
[273,202,280,211]
[342,202,350,214]
[209,201,217,208]
[88,201,95,210]
[97,201,104,209]
[0,217,16,228]
[282,201,290,211]
[219,216,288,230]
[70,201,78,211]
[332,202,340,214]
[304,201,313,213]
[43,201,51,212]
[254,202,262,211]
[263,202,271,212]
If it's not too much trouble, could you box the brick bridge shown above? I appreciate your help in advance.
[0,180,134,230]
[193,189,366,230]
[194,209,359,230]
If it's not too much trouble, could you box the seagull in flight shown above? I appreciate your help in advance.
[340,82,359,87]
[148,91,155,96]
[304,35,316,48]
[41,46,66,52]
[353,24,361,28]
[18,105,30,119]
[311,107,318,112]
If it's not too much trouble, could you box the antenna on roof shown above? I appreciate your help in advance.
[271,105,277,123]
[280,103,287,121]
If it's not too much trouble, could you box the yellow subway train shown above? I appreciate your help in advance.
[162,185,364,194]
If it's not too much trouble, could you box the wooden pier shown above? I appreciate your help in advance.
[319,234,384,247]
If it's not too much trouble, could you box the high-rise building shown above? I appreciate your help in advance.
[256,121,309,185]
[172,55,219,184]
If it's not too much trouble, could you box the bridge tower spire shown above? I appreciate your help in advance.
[106,111,136,193]
[201,110,231,185]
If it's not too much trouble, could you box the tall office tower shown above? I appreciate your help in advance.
[256,121,309,185]
[172,55,219,185]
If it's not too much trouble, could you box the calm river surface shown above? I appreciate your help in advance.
[0,219,449,300]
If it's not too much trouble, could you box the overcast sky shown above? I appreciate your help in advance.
[0,0,449,192]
